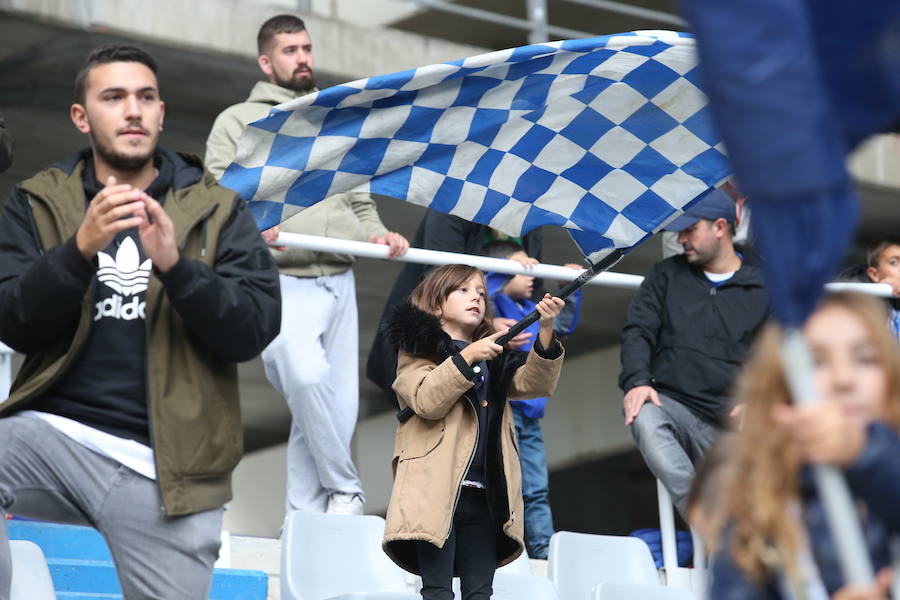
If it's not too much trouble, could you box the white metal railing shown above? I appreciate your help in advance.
[657,480,707,597]
[277,232,896,297]
[278,232,646,288]
[406,0,686,45]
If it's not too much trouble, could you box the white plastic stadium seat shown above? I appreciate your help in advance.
[593,582,696,600]
[547,532,660,600]
[280,511,420,600]
[496,549,532,575]
[9,540,56,600]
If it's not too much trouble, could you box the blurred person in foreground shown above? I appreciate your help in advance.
[710,292,900,600]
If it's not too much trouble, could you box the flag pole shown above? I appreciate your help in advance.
[495,248,625,346]
[781,328,875,586]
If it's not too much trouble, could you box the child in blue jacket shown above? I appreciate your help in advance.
[483,240,582,559]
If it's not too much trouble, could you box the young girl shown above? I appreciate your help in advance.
[710,291,900,600]
[381,264,566,600]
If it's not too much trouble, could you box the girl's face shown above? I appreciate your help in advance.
[437,273,486,341]
[804,305,887,423]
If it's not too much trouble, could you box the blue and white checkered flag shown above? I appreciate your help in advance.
[222,30,730,263]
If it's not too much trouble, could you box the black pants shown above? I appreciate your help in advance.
[416,487,501,600]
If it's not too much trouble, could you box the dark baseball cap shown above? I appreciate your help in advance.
[663,188,736,232]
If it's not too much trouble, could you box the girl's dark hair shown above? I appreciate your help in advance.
[75,45,158,104]
[409,264,495,341]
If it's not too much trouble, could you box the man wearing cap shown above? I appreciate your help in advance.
[618,189,768,517]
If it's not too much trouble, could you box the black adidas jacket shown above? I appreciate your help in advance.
[618,254,768,424]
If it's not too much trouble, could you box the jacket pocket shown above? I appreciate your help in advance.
[398,417,445,461]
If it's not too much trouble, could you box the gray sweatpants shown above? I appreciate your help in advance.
[0,414,223,600]
[262,271,364,513]
[629,394,722,518]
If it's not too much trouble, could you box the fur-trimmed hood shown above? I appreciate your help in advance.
[384,301,456,359]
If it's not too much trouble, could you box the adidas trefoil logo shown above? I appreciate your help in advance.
[94,236,151,322]
[97,236,151,296]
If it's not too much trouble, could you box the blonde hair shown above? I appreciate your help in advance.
[409,264,495,341]
[723,292,900,584]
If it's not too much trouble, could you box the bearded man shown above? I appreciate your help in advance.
[617,189,768,518]
[205,14,408,517]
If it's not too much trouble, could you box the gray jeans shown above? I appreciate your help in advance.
[629,394,722,518]
[0,414,223,600]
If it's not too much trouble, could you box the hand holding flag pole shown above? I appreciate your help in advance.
[781,330,876,586]
[495,248,624,346]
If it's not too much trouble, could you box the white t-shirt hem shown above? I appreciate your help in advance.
[22,410,156,481]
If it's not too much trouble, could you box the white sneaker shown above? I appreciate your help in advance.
[326,492,365,515]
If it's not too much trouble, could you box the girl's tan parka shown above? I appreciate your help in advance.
[381,302,564,574]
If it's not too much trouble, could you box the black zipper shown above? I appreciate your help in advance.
[445,391,480,542]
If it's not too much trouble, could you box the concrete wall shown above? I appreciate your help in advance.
[306,0,419,27]
[225,343,635,537]
[224,443,289,538]
[2,0,486,82]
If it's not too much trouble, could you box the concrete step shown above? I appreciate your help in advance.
[229,535,281,600]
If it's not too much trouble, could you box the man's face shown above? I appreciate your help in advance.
[260,30,315,93]
[676,218,726,268]
[70,61,164,172]
[868,244,900,284]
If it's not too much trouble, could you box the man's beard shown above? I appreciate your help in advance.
[276,69,316,93]
[683,244,716,269]
[91,130,156,172]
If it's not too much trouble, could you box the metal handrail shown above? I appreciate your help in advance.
[275,232,895,297]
